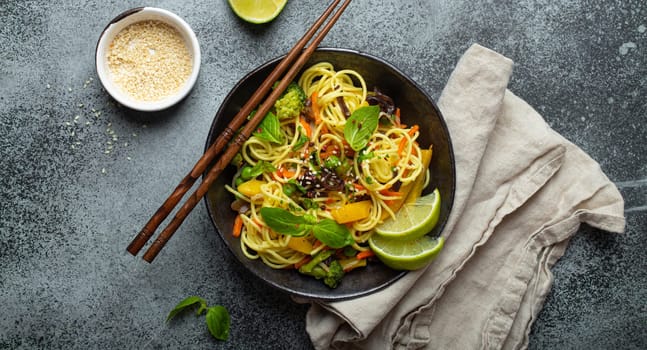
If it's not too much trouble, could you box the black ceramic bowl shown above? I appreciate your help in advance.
[204,48,455,301]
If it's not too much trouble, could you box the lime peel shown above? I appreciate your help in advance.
[375,188,441,241]
[227,0,288,24]
[369,235,445,271]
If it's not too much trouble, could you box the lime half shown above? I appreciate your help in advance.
[375,188,441,241]
[228,0,288,24]
[369,234,445,270]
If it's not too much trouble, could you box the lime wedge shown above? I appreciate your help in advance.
[375,188,441,241]
[228,0,288,24]
[369,234,445,270]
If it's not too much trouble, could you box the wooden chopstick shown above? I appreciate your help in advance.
[128,0,352,262]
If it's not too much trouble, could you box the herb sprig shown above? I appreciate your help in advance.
[167,296,230,341]
[344,105,380,151]
[260,207,354,248]
[253,111,284,144]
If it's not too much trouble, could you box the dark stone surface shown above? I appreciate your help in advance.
[1,1,644,349]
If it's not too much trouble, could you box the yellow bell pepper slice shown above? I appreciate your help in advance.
[287,236,314,255]
[237,179,265,197]
[331,200,372,224]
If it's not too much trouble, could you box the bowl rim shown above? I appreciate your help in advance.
[94,6,201,112]
[204,47,456,301]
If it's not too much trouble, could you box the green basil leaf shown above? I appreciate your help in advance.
[292,134,309,151]
[343,105,380,151]
[357,150,375,163]
[261,207,312,236]
[248,160,276,178]
[312,219,354,248]
[287,179,307,193]
[166,296,207,322]
[205,305,230,341]
[254,112,284,144]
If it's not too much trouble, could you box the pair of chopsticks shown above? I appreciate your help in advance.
[127,0,352,263]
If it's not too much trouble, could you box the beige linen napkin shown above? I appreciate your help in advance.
[303,44,626,350]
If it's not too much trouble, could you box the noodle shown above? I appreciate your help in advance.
[227,62,424,277]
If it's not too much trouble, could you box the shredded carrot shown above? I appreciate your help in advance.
[379,189,401,197]
[274,167,284,179]
[319,144,339,159]
[311,92,321,125]
[277,166,295,178]
[397,137,407,157]
[300,116,312,138]
[253,218,263,227]
[353,183,366,192]
[300,146,310,160]
[408,124,419,136]
[394,108,401,127]
[356,250,375,260]
[294,255,312,269]
[233,215,243,238]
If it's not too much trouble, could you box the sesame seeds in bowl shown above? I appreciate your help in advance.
[95,7,201,112]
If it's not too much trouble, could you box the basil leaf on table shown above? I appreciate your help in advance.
[343,105,380,151]
[206,306,230,341]
[254,111,284,144]
[260,207,312,236]
[166,296,207,322]
[312,219,354,248]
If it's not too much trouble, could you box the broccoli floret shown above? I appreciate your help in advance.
[298,250,346,288]
[299,250,332,274]
[274,82,307,120]
[323,260,344,288]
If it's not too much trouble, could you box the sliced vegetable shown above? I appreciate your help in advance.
[232,214,243,238]
[311,91,321,124]
[404,146,433,204]
[237,179,266,197]
[380,147,432,220]
[287,236,314,254]
[330,200,372,224]
[339,256,367,272]
[356,249,375,260]
[300,116,312,138]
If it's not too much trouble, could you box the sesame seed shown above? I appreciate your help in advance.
[107,20,192,102]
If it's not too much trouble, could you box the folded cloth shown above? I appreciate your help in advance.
[303,44,626,350]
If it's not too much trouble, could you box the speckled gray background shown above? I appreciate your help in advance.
[1,0,645,349]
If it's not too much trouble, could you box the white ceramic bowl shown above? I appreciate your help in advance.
[95,7,201,112]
